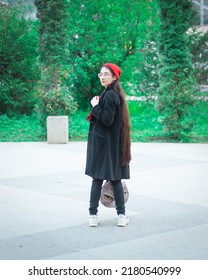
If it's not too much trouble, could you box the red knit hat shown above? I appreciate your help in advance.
[103,63,122,79]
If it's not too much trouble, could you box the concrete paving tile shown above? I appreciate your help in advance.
[0,142,207,260]
[76,224,208,260]
[0,197,207,260]
[129,163,208,207]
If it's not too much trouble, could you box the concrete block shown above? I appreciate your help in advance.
[47,116,68,144]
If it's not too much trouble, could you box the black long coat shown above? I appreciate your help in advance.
[85,84,130,181]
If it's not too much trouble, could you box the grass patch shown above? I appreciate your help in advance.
[0,115,45,142]
[0,100,207,142]
[128,101,163,142]
[185,100,208,143]
[69,110,89,141]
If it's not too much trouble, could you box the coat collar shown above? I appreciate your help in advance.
[102,81,116,94]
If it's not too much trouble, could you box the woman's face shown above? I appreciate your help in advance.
[98,67,117,87]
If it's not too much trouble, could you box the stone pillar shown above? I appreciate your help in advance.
[47,116,68,144]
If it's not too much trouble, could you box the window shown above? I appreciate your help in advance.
[193,0,208,25]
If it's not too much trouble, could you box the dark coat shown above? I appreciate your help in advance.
[85,84,130,181]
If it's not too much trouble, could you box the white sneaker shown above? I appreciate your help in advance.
[117,214,129,227]
[89,215,99,227]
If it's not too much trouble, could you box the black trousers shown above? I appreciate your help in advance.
[89,178,125,215]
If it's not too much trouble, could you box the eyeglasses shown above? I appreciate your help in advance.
[98,72,112,78]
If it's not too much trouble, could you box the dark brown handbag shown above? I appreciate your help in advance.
[100,180,129,208]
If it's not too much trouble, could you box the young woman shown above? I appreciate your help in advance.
[85,63,131,227]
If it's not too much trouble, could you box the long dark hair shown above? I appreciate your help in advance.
[103,66,131,166]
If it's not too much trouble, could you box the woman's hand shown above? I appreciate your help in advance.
[91,96,100,107]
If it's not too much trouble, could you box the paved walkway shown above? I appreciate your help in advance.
[0,142,208,260]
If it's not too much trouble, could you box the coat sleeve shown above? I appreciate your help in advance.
[91,91,118,126]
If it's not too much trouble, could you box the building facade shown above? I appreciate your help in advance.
[193,0,208,25]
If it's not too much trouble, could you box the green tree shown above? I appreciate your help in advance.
[156,0,197,140]
[122,0,160,98]
[189,30,208,86]
[34,0,77,122]
[65,0,141,108]
[0,3,38,117]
